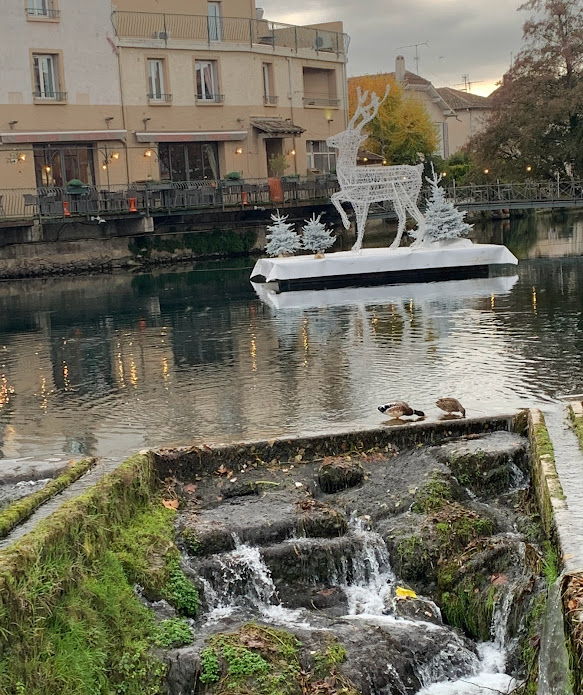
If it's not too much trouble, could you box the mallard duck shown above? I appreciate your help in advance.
[436,397,466,417]
[378,401,425,418]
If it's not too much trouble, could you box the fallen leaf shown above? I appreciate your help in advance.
[162,499,179,510]
[230,477,238,483]
[568,599,578,611]
[317,588,336,597]
[215,464,232,477]
[396,586,418,600]
[184,483,197,493]
[491,574,508,586]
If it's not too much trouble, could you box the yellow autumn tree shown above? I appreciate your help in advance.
[348,74,438,165]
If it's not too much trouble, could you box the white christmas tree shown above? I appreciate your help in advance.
[410,164,473,246]
[301,213,335,256]
[265,210,302,257]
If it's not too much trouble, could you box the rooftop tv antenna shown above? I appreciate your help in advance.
[455,74,483,93]
[397,41,429,75]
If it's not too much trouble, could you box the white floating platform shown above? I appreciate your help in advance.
[250,240,518,292]
[252,275,519,311]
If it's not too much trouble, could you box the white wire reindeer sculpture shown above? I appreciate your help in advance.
[327,86,426,251]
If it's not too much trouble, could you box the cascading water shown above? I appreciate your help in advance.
[198,535,310,627]
[192,518,528,694]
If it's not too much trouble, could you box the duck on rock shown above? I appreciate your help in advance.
[435,397,466,417]
[378,401,425,419]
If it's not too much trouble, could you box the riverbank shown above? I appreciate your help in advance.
[0,207,568,281]
[1,412,581,694]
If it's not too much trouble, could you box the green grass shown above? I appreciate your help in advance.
[0,458,96,539]
[568,406,583,454]
[0,452,196,694]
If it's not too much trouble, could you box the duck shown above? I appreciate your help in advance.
[378,401,425,419]
[436,397,466,417]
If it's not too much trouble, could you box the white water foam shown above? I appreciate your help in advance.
[201,535,310,628]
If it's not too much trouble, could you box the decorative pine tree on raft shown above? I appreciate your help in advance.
[301,213,335,257]
[410,164,473,246]
[265,210,302,257]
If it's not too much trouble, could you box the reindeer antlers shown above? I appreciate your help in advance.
[348,84,391,131]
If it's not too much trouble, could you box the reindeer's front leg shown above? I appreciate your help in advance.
[391,192,407,249]
[331,192,351,229]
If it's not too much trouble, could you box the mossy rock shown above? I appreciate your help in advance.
[317,457,364,494]
[296,503,348,538]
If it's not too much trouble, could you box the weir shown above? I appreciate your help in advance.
[0,410,582,694]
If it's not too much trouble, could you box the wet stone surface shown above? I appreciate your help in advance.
[167,430,545,695]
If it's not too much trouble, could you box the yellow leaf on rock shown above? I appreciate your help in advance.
[162,499,179,510]
[396,586,417,600]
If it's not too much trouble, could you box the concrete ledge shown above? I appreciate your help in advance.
[152,413,520,480]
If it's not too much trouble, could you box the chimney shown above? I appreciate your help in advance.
[395,55,406,84]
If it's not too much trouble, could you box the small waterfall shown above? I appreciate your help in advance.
[199,535,310,627]
[341,516,396,616]
[538,576,573,695]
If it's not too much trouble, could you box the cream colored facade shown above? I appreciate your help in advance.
[353,57,492,160]
[0,0,348,198]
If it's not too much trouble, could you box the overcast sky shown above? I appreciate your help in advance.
[263,0,527,96]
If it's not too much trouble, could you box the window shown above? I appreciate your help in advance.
[27,0,59,19]
[195,60,222,102]
[159,142,220,182]
[262,63,277,105]
[34,144,96,187]
[306,141,336,174]
[33,54,65,100]
[207,2,222,41]
[302,67,338,107]
[147,59,171,102]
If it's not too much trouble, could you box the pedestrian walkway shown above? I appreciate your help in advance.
[543,406,583,573]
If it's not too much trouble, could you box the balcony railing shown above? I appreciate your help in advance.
[195,93,224,104]
[33,90,68,101]
[303,94,340,107]
[27,7,60,18]
[111,11,350,56]
[0,176,341,222]
[148,92,173,102]
[263,95,279,105]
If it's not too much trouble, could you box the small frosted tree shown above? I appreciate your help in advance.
[301,213,335,256]
[410,164,472,245]
[265,210,301,257]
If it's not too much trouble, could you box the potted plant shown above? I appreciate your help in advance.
[268,153,290,203]
[66,178,88,192]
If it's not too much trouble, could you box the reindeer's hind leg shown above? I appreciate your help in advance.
[331,192,351,230]
[390,195,407,249]
[351,202,370,252]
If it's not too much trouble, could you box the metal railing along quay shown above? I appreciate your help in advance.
[0,176,340,222]
[442,180,583,210]
[111,11,350,56]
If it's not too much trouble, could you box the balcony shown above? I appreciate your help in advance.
[111,12,350,57]
[26,7,60,19]
[33,90,68,102]
[263,95,279,106]
[195,93,224,104]
[148,92,173,103]
[302,94,340,108]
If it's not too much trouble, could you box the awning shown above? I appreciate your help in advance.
[135,131,247,143]
[0,130,127,144]
[250,118,305,136]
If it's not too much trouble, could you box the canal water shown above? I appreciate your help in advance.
[0,211,582,463]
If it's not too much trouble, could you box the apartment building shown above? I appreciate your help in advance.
[0,0,349,199]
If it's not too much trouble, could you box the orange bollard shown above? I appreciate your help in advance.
[63,201,71,217]
[241,191,248,206]
[128,197,137,212]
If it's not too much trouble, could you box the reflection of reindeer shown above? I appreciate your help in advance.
[327,87,426,251]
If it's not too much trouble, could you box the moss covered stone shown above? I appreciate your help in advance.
[317,457,365,494]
